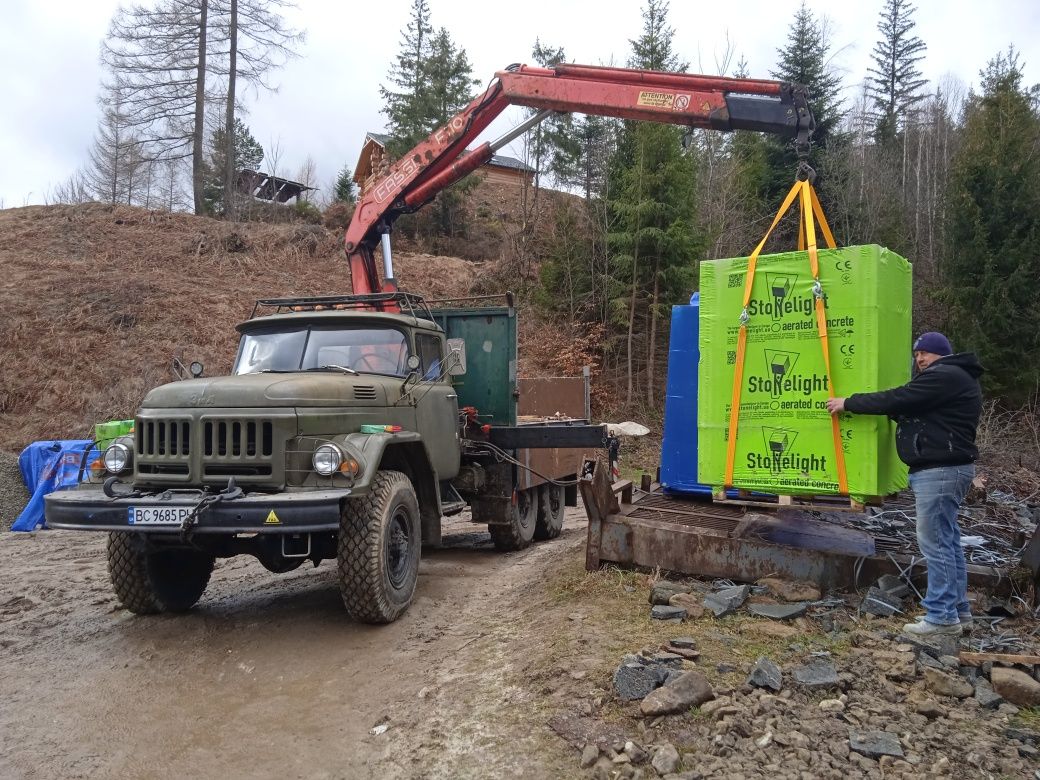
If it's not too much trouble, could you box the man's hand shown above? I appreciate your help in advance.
[826,397,846,414]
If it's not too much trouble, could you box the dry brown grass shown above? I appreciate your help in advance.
[975,398,1040,496]
[0,203,482,451]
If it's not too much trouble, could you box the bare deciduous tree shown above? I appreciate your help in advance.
[101,0,301,214]
[84,88,145,204]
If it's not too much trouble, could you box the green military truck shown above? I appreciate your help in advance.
[45,292,604,623]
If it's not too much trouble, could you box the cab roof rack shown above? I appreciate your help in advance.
[250,291,434,321]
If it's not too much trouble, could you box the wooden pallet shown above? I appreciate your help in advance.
[711,489,875,513]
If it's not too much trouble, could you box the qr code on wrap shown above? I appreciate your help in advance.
[728,273,743,288]
[727,350,736,364]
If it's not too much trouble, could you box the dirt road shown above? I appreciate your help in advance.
[0,511,586,780]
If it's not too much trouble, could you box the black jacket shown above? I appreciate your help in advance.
[844,353,984,471]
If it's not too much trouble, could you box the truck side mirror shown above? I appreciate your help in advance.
[446,339,467,376]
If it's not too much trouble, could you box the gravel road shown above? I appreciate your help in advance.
[0,510,584,779]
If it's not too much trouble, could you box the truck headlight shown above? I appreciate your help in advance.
[103,443,132,474]
[312,444,343,476]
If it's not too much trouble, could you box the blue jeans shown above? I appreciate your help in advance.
[909,465,975,625]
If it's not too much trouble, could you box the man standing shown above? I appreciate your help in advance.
[826,332,984,636]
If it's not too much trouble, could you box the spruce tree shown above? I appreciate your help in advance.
[333,165,356,204]
[379,0,434,156]
[527,40,582,188]
[943,48,1040,402]
[765,2,845,201]
[201,118,263,215]
[607,0,702,407]
[423,27,477,129]
[627,0,686,72]
[867,0,928,143]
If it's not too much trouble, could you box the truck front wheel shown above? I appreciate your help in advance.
[107,533,215,614]
[337,470,421,624]
[534,483,565,540]
[488,487,537,551]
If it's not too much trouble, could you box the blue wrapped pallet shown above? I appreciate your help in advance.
[660,293,713,495]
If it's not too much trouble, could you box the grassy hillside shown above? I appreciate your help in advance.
[0,203,482,451]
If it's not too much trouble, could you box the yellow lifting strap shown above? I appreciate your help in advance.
[723,178,848,495]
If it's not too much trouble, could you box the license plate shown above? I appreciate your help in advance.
[128,506,192,525]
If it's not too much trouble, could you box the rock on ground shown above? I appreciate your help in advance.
[650,581,690,605]
[748,602,810,621]
[667,592,706,618]
[859,586,904,617]
[651,742,680,775]
[614,662,669,701]
[747,657,783,691]
[923,667,974,699]
[792,658,839,689]
[704,584,750,617]
[758,577,821,602]
[639,671,715,716]
[580,743,599,768]
[974,679,1004,709]
[651,604,687,621]
[990,667,1040,707]
[849,730,905,759]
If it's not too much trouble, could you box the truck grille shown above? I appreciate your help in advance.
[135,414,280,483]
[202,418,274,478]
[203,420,274,458]
[353,385,377,400]
[138,419,191,456]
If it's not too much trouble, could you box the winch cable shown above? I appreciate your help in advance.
[723,177,849,496]
[463,440,581,487]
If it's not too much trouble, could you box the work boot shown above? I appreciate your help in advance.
[958,614,973,632]
[902,617,961,637]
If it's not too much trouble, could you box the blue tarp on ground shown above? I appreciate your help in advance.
[12,440,94,532]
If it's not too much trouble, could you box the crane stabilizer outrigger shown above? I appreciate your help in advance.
[344,61,815,298]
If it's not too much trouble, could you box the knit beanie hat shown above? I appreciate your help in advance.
[913,331,952,356]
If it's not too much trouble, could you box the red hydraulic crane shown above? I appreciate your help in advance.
[344,62,815,297]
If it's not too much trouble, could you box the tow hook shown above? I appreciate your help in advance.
[103,476,143,500]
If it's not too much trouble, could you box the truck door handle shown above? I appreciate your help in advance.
[446,393,457,399]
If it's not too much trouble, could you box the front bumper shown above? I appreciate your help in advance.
[44,487,351,534]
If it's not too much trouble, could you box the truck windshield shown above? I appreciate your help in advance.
[235,326,411,377]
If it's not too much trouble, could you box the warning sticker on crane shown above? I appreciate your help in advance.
[637,91,674,108]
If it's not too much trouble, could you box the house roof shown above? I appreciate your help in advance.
[237,169,315,203]
[359,131,535,176]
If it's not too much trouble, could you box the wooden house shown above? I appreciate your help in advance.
[353,132,535,195]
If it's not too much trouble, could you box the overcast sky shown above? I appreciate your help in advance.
[2,0,1038,208]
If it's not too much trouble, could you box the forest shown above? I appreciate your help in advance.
[53,0,1040,414]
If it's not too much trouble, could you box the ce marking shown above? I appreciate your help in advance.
[835,258,852,283]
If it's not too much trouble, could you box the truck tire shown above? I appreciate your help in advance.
[489,487,538,551]
[338,470,421,624]
[106,532,215,614]
[534,483,565,540]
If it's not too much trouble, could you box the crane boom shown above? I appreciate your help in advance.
[345,62,814,297]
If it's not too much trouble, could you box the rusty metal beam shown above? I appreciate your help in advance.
[592,511,1008,592]
[581,467,1010,593]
